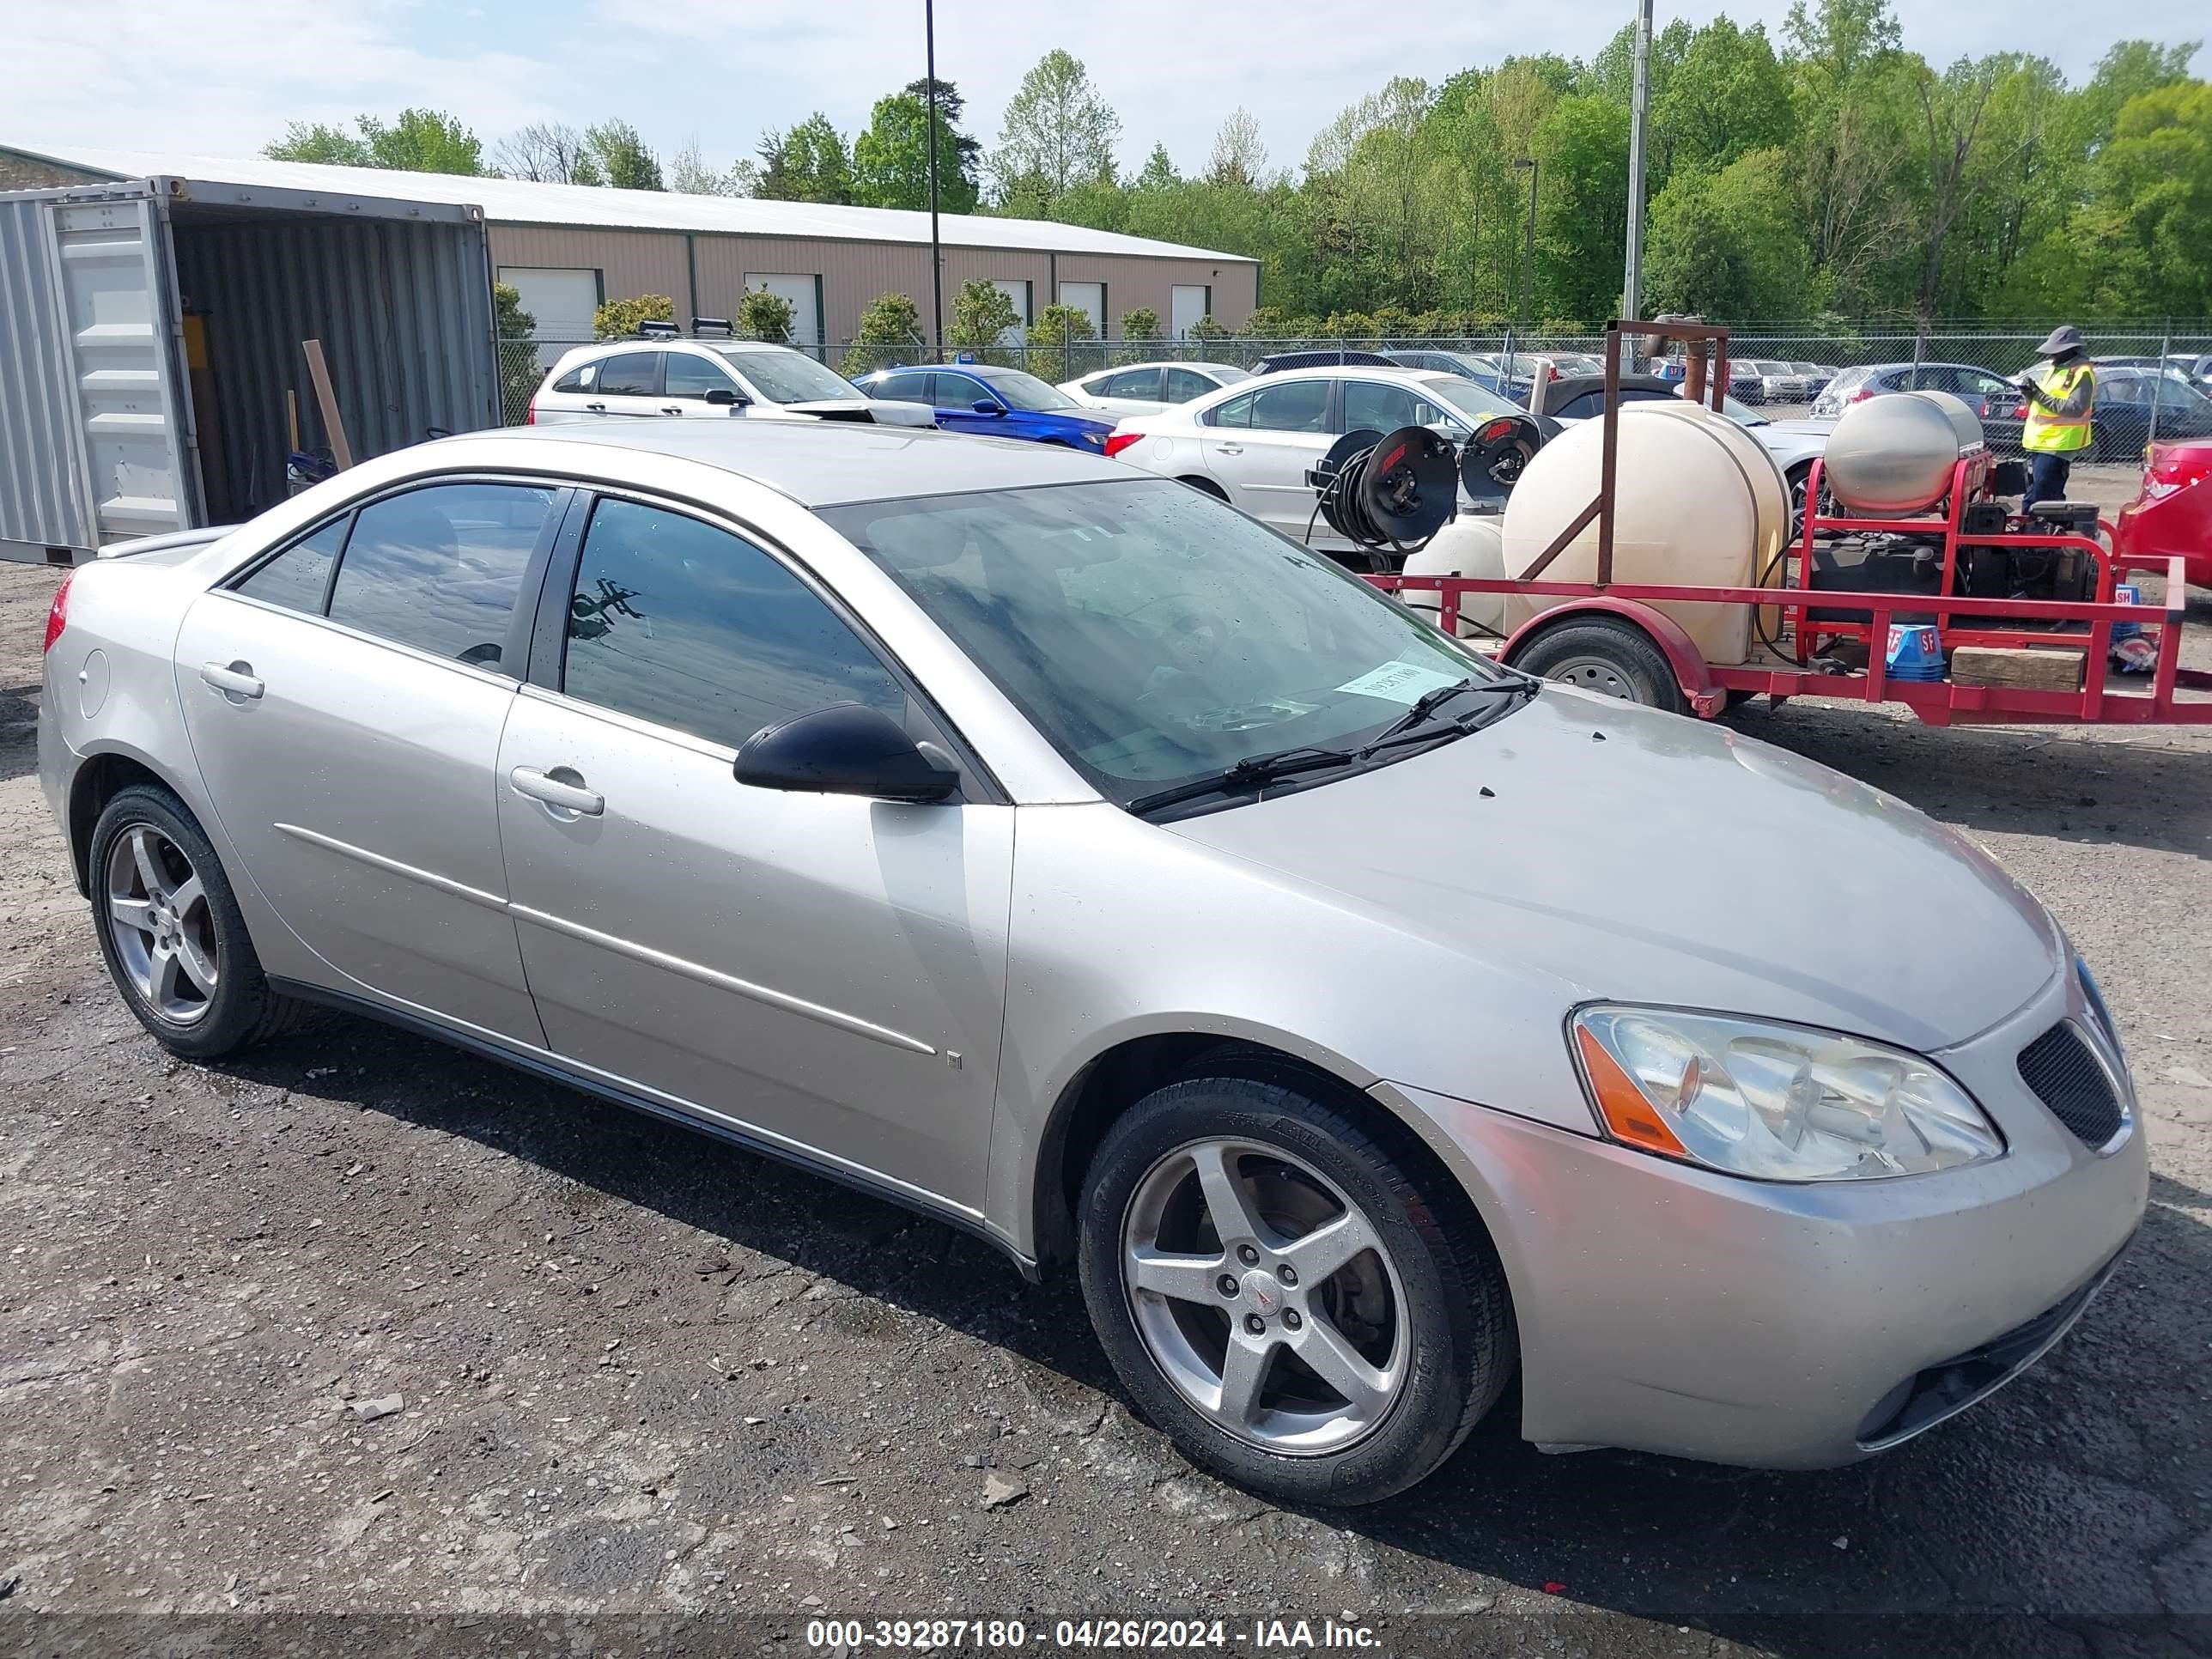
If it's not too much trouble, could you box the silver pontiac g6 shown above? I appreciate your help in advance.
[40,422,2144,1504]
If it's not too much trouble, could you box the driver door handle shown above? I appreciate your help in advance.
[509,766,605,817]
[661,405,684,415]
[585,401,607,412]
[198,661,264,700]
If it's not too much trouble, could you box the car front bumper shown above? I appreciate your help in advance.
[1380,966,2147,1469]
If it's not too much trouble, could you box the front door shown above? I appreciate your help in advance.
[174,479,566,1041]
[494,492,1012,1209]
[1200,378,1336,536]
[933,370,1004,437]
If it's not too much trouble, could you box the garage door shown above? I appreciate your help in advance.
[1170,285,1212,338]
[1057,282,1104,334]
[498,267,600,367]
[744,273,823,356]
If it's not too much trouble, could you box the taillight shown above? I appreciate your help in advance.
[43,570,73,654]
[525,401,537,425]
[1103,432,1144,459]
[2145,442,2212,496]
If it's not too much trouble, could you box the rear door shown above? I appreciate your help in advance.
[0,185,200,559]
[1200,377,1335,533]
[587,350,669,417]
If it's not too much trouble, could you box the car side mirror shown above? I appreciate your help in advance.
[973,399,1005,415]
[734,703,959,804]
[705,386,744,407]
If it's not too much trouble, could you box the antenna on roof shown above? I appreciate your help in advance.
[692,316,732,337]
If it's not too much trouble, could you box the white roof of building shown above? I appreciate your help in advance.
[8,144,1255,264]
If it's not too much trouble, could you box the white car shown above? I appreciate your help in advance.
[531,338,936,428]
[1104,366,1535,548]
[1058,361,1252,417]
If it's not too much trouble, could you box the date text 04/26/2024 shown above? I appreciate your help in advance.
[803,1619,1382,1650]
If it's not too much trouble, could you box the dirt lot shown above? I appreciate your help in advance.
[3,474,2210,1657]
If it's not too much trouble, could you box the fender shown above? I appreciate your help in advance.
[1501,597,1726,718]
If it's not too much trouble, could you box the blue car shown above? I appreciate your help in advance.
[851,363,1118,451]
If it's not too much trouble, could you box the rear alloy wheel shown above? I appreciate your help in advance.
[1510,615,1686,713]
[88,784,310,1059]
[1079,1071,1515,1504]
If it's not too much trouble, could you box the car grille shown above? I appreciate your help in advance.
[2017,1022,2124,1150]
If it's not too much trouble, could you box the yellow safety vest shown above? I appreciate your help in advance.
[2022,362,2094,453]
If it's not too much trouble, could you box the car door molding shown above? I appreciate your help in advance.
[274,822,512,911]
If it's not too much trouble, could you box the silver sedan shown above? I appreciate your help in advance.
[40,422,2143,1504]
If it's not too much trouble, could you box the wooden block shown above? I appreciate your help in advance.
[1948,646,2085,691]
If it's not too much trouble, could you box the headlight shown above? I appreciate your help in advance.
[1570,1006,2003,1181]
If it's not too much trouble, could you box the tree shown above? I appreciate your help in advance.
[1533,94,1632,323]
[852,88,980,213]
[594,293,674,339]
[757,114,854,204]
[492,122,603,185]
[1134,145,1178,191]
[989,49,1121,209]
[737,286,796,343]
[1644,148,1814,317]
[1653,21,1795,177]
[1207,108,1267,187]
[668,137,742,196]
[949,278,1022,361]
[493,283,539,424]
[582,121,662,191]
[1029,301,1098,378]
[267,109,484,174]
[845,291,927,377]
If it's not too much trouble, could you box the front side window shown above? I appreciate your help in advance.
[665,352,738,398]
[823,478,1513,805]
[976,369,1079,412]
[325,483,557,669]
[562,497,905,750]
[1166,368,1222,402]
[940,374,994,409]
[234,517,349,613]
[1343,380,1461,436]
[1103,368,1164,399]
[594,351,661,398]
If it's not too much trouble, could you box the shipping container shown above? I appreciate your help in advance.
[0,172,498,562]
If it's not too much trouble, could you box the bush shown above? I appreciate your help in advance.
[494,283,541,424]
[1187,315,1230,346]
[949,278,1022,364]
[1029,303,1101,378]
[594,293,674,340]
[737,286,795,344]
[843,291,926,379]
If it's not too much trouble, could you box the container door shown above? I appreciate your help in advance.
[46,195,201,546]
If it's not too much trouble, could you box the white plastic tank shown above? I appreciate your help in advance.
[1499,404,1787,667]
[1824,390,1986,516]
[1400,518,1506,637]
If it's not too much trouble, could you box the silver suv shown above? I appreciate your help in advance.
[531,337,934,428]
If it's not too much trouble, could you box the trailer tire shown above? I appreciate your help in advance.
[1510,616,1686,714]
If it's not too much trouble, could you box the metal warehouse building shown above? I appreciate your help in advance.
[0,142,1257,562]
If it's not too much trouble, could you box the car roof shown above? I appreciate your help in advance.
[471,419,1125,506]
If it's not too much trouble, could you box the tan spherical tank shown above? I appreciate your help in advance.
[1400,518,1506,637]
[1499,404,1787,667]
[1823,390,1986,516]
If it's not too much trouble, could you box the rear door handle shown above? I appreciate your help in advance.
[509,765,604,817]
[661,405,684,415]
[199,661,264,700]
[585,401,607,412]
[1215,442,1243,455]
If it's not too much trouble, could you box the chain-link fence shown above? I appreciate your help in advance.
[497,324,2212,452]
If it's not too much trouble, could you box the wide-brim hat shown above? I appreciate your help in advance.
[2037,324,2085,356]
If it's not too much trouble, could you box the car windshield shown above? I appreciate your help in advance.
[711,347,857,405]
[822,478,1516,808]
[978,368,1079,411]
[1422,375,1522,422]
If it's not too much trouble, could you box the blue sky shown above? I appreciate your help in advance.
[11,0,2205,181]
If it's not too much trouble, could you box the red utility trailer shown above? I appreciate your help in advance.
[1368,321,2212,728]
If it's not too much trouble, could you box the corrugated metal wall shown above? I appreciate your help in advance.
[0,193,95,553]
[489,225,690,317]
[172,211,496,516]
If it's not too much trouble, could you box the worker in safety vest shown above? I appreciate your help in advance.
[2015,324,2096,512]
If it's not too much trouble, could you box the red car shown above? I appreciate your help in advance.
[2116,437,2212,590]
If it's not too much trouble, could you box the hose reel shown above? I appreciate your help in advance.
[1309,416,1547,559]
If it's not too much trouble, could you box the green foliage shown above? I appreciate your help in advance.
[1120,307,1162,340]
[990,49,1121,210]
[593,293,675,340]
[494,282,536,339]
[583,121,662,190]
[1030,303,1097,349]
[853,92,980,213]
[1644,149,1813,318]
[948,279,1022,362]
[1188,315,1231,345]
[845,292,927,378]
[758,114,854,204]
[737,287,796,344]
[493,283,541,422]
[267,109,484,174]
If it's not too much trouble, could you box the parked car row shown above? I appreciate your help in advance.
[1813,359,2212,460]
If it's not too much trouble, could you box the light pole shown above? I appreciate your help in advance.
[924,0,944,362]
[1504,157,1536,391]
[1622,0,1654,350]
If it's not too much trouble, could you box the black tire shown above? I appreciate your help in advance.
[1510,615,1686,713]
[1178,476,1230,501]
[1077,1069,1516,1506]
[88,783,312,1060]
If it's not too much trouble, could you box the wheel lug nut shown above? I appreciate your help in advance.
[1237,1245,1260,1266]
[1277,1266,1297,1287]
[1217,1274,1239,1298]
[1284,1310,1302,1330]
[1244,1313,1266,1336]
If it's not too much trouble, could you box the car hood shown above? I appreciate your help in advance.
[783,398,937,428]
[1759,417,1834,438]
[1166,689,2062,1054]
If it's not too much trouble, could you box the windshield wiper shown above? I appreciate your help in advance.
[1365,675,1535,747]
[1125,745,1360,817]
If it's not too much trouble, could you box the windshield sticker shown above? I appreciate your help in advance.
[1335,659,1465,704]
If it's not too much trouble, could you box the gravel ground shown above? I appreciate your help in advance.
[3,481,2209,1657]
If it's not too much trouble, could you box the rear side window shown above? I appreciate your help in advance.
[594,352,661,398]
[234,517,349,613]
[1205,390,1255,428]
[561,497,906,750]
[552,362,598,393]
[325,483,558,670]
[873,371,933,402]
